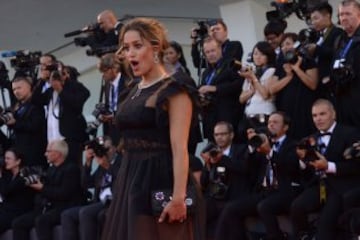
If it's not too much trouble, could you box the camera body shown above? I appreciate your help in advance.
[332,59,355,91]
[296,136,320,163]
[9,51,42,70]
[229,59,255,73]
[85,136,109,158]
[20,166,46,186]
[201,142,221,158]
[248,127,274,149]
[0,107,14,126]
[86,103,113,135]
[194,21,209,40]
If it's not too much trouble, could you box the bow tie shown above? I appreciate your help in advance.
[319,132,332,137]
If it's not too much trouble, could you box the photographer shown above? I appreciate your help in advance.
[5,76,47,167]
[34,70,90,166]
[200,121,250,238]
[32,54,58,96]
[268,32,318,140]
[331,0,360,129]
[190,19,243,69]
[198,37,243,142]
[61,136,121,240]
[238,41,277,140]
[290,99,360,240]
[12,139,83,240]
[94,53,132,145]
[96,10,122,47]
[0,148,35,234]
[306,2,344,100]
[214,112,300,240]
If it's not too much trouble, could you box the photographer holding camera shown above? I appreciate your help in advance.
[198,37,243,142]
[306,2,344,101]
[214,111,300,240]
[200,121,249,238]
[268,32,318,140]
[61,136,121,240]
[12,139,83,240]
[190,19,243,69]
[94,53,132,145]
[331,0,360,129]
[32,54,58,95]
[5,76,47,168]
[290,99,360,240]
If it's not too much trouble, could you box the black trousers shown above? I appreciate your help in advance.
[214,193,264,240]
[290,184,343,240]
[12,208,62,240]
[257,188,300,240]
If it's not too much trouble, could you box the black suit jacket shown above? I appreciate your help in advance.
[102,74,130,144]
[37,162,83,210]
[200,60,244,139]
[0,171,35,216]
[201,144,254,200]
[9,100,47,167]
[192,39,243,69]
[321,124,360,194]
[271,136,300,192]
[34,80,90,143]
[314,25,344,81]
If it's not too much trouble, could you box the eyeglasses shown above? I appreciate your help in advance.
[213,132,230,137]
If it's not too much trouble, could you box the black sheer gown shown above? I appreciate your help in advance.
[101,76,205,240]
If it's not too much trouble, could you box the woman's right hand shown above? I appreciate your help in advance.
[158,198,187,224]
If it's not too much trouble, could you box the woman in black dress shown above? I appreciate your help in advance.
[268,32,319,140]
[101,18,204,240]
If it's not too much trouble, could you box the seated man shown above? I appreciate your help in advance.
[12,139,83,240]
[61,136,121,240]
[290,99,360,240]
[214,112,301,240]
[200,121,249,238]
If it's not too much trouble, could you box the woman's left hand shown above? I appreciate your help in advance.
[158,198,187,224]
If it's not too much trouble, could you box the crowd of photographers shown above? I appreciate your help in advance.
[0,1,360,239]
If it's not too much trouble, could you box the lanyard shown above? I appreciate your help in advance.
[205,61,221,85]
[340,38,353,59]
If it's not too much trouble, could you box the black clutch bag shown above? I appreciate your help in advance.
[151,186,197,216]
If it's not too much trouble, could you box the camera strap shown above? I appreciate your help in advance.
[319,179,326,205]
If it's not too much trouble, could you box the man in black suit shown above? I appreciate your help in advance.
[190,19,243,70]
[96,53,131,145]
[200,121,252,238]
[198,37,243,141]
[331,0,360,129]
[213,111,300,240]
[12,139,83,240]
[97,10,122,46]
[306,2,344,100]
[256,111,301,240]
[6,76,47,167]
[34,70,90,165]
[290,99,360,240]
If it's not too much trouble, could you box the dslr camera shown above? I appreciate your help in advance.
[229,59,255,73]
[296,136,319,163]
[201,142,221,158]
[9,50,42,70]
[86,103,113,136]
[332,58,355,91]
[85,136,109,158]
[20,166,46,186]
[0,107,14,126]
[248,127,274,149]
[343,141,360,160]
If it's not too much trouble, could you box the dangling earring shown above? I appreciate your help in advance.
[154,52,159,64]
